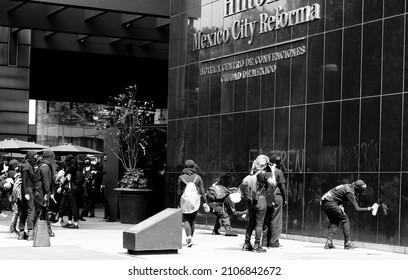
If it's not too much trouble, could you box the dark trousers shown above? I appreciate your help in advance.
[245,196,267,245]
[321,200,350,243]
[34,201,51,232]
[210,203,232,232]
[19,189,35,231]
[182,211,198,237]
[63,194,78,222]
[262,194,283,247]
[81,193,97,217]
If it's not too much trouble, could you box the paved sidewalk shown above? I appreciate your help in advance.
[1,208,408,261]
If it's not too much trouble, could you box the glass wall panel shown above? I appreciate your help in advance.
[324,30,342,101]
[177,66,187,119]
[199,63,210,116]
[344,0,362,27]
[274,108,289,169]
[260,47,276,109]
[340,100,359,172]
[380,95,402,172]
[307,34,324,103]
[168,68,178,120]
[187,63,199,117]
[247,50,261,111]
[304,173,324,237]
[233,53,247,113]
[403,94,408,171]
[0,43,7,65]
[233,113,247,172]
[289,106,305,173]
[401,174,408,246]
[382,16,404,95]
[384,0,405,17]
[342,26,361,99]
[187,8,201,64]
[246,111,259,164]
[210,61,221,115]
[308,0,325,36]
[286,173,304,235]
[209,115,221,170]
[259,109,274,156]
[378,173,400,245]
[305,104,322,172]
[221,59,234,113]
[325,0,343,31]
[210,0,223,59]
[360,97,380,172]
[291,41,306,106]
[275,45,290,107]
[362,21,382,97]
[185,118,198,163]
[197,116,209,170]
[220,114,235,174]
[0,66,29,89]
[166,121,178,171]
[357,173,378,243]
[363,0,383,22]
[322,102,340,172]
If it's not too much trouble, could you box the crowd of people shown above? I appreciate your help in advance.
[0,150,108,241]
[177,155,378,252]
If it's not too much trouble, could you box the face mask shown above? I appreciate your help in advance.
[85,161,91,166]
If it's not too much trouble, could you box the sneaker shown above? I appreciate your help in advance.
[344,242,358,250]
[225,230,238,237]
[62,222,73,228]
[78,217,86,221]
[186,237,193,247]
[66,224,79,229]
[270,241,282,248]
[212,230,221,235]
[324,241,335,249]
[52,222,63,227]
[242,242,254,251]
[49,231,55,237]
[253,245,267,253]
[0,213,8,218]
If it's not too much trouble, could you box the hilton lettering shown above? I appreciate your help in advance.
[224,0,279,17]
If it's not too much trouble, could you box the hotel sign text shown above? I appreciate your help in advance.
[193,1,321,51]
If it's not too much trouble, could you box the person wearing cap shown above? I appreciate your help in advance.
[320,179,376,249]
[177,159,208,247]
[241,155,276,253]
[262,155,287,248]
[33,150,56,237]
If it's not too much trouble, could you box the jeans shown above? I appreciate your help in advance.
[182,211,198,237]
[210,203,232,232]
[321,200,350,243]
[19,188,35,231]
[262,194,283,246]
[245,196,267,245]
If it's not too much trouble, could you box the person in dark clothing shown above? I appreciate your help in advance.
[262,155,287,248]
[33,150,56,238]
[60,155,80,229]
[208,186,247,236]
[18,151,37,241]
[177,159,208,247]
[241,155,276,253]
[80,161,105,219]
[7,159,21,235]
[80,157,95,219]
[320,180,376,249]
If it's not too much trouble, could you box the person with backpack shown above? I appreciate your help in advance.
[240,155,276,253]
[177,159,208,247]
[207,178,247,236]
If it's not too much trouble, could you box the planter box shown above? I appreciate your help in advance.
[114,188,153,224]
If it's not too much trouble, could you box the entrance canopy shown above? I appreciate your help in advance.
[0,0,170,59]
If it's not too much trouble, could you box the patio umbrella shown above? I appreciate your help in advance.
[45,143,104,155]
[0,138,47,152]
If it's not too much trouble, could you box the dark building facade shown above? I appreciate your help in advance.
[167,0,408,250]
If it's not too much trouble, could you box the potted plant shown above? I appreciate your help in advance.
[95,84,155,224]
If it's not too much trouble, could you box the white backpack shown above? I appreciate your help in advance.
[180,175,201,214]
